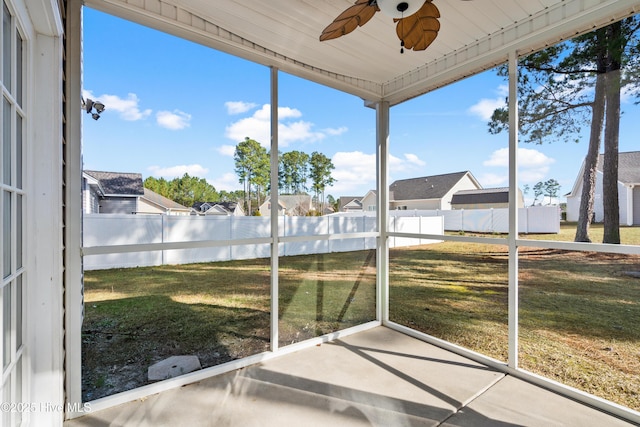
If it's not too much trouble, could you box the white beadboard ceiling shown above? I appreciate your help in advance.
[89,0,640,105]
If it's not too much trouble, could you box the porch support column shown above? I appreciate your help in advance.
[29,3,65,425]
[507,50,519,369]
[269,66,279,351]
[65,0,84,414]
[375,100,390,323]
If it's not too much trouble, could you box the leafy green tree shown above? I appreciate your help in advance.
[326,194,338,212]
[309,151,336,213]
[532,182,544,206]
[543,179,561,205]
[143,176,170,197]
[234,137,269,214]
[280,150,310,194]
[144,174,218,207]
[218,190,245,203]
[170,173,218,207]
[489,17,640,243]
[252,150,270,208]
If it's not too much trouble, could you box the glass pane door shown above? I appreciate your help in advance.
[0,1,25,425]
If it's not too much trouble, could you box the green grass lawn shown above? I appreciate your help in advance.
[523,221,640,244]
[82,251,376,401]
[83,223,639,410]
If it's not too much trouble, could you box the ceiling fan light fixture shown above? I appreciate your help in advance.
[376,0,423,19]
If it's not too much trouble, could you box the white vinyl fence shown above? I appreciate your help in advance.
[83,206,559,270]
[83,215,444,270]
[339,206,561,234]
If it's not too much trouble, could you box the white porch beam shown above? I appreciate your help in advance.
[374,101,390,323]
[64,0,85,418]
[269,66,279,352]
[507,50,519,370]
[383,0,640,105]
[29,28,65,427]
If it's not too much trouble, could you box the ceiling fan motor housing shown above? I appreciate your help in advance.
[376,0,424,18]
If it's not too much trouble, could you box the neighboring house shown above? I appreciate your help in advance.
[361,190,377,212]
[193,201,245,216]
[451,187,524,209]
[389,171,481,211]
[139,188,192,215]
[259,194,313,216]
[83,170,190,215]
[339,196,363,212]
[322,205,335,215]
[566,151,640,225]
[83,170,144,214]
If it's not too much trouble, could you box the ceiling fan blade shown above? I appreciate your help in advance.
[396,1,440,51]
[320,0,379,42]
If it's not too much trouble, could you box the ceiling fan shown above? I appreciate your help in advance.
[319,0,440,53]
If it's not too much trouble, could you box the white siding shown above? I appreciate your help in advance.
[566,170,637,225]
[620,184,632,226]
[138,199,165,215]
[361,191,376,212]
[634,187,640,225]
[391,199,440,210]
[566,194,580,222]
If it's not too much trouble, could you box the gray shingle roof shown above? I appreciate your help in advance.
[339,196,362,210]
[192,201,241,214]
[451,188,509,205]
[597,151,640,184]
[216,201,240,212]
[390,171,471,201]
[84,170,144,196]
[142,188,189,210]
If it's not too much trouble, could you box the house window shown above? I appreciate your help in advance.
[0,2,25,425]
[367,206,376,211]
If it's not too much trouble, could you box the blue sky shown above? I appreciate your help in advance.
[82,8,639,204]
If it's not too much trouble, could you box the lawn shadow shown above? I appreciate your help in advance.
[277,250,377,346]
[389,245,640,342]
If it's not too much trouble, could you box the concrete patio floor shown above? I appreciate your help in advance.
[65,327,636,427]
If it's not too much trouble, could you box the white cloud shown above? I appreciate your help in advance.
[484,147,554,168]
[468,85,508,121]
[156,110,191,130]
[331,151,377,194]
[404,153,426,167]
[483,148,510,167]
[83,90,152,121]
[225,101,258,115]
[279,121,325,146]
[519,168,550,184]
[478,173,507,187]
[329,151,407,195]
[324,126,348,136]
[147,164,209,178]
[621,84,636,104]
[251,105,302,121]
[217,145,236,157]
[482,147,555,185]
[225,104,341,147]
[208,173,241,192]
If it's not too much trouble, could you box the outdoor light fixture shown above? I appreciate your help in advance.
[376,0,423,19]
[82,97,106,120]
